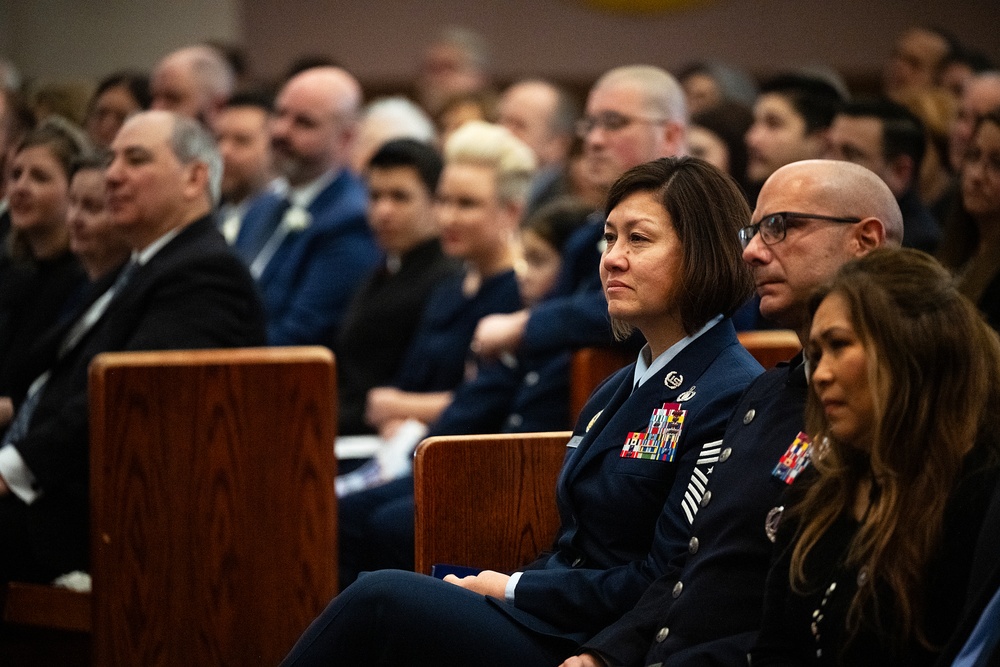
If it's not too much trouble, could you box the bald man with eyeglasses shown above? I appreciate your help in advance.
[561,159,902,667]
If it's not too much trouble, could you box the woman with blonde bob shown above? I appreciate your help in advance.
[752,248,1000,666]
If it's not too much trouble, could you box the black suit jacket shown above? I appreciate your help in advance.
[334,239,459,435]
[7,215,266,573]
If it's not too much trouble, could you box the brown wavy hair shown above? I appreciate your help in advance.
[791,248,1000,651]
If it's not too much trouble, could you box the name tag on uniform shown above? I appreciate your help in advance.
[620,402,687,462]
[567,435,583,449]
[772,431,813,484]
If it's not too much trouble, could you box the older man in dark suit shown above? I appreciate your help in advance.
[0,110,266,584]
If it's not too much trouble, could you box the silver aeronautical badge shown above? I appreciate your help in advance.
[676,386,697,402]
[664,371,683,389]
[765,505,784,543]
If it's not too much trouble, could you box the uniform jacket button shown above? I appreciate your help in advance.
[688,537,699,554]
[719,447,732,462]
[655,626,670,642]
[672,581,683,598]
[743,409,756,424]
[700,490,712,508]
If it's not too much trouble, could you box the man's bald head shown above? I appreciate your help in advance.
[743,159,902,336]
[771,160,904,244]
[151,45,236,127]
[271,67,363,186]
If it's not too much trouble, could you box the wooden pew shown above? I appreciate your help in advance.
[3,346,337,666]
[413,432,572,576]
[737,329,801,369]
[570,347,633,420]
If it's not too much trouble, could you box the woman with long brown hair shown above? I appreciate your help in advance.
[752,248,1000,665]
[937,110,1000,331]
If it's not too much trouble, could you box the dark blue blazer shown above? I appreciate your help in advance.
[428,349,573,436]
[495,319,763,642]
[584,356,810,666]
[235,169,378,345]
[393,270,521,393]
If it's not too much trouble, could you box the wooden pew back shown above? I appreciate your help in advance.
[87,346,336,666]
[413,432,572,575]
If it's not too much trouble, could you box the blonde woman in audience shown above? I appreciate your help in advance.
[752,248,1000,666]
[339,121,532,583]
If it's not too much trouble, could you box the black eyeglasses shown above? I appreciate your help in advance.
[739,212,863,249]
[574,111,667,138]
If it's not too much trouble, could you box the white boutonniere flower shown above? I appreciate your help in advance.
[282,206,312,232]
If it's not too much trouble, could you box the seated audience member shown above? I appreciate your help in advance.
[150,44,235,128]
[337,121,531,582]
[677,61,758,115]
[430,197,592,435]
[335,197,589,530]
[214,90,278,244]
[883,26,957,99]
[937,111,1000,330]
[234,67,378,345]
[929,71,1000,219]
[336,139,459,436]
[751,248,1000,666]
[745,73,845,203]
[66,152,131,281]
[828,98,941,252]
[938,45,995,103]
[689,100,754,197]
[360,121,531,439]
[0,118,88,408]
[415,26,492,116]
[497,79,578,216]
[282,156,762,667]
[350,97,437,174]
[947,71,1000,174]
[472,65,688,360]
[83,71,150,148]
[0,110,266,584]
[562,159,902,667]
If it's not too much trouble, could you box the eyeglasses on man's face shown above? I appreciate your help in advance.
[575,111,667,138]
[739,212,863,249]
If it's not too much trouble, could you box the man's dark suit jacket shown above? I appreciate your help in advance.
[1,215,266,580]
[335,238,459,436]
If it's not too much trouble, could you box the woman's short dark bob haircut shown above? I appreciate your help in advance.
[604,156,755,335]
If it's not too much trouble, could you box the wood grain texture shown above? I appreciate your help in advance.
[570,347,634,421]
[737,329,802,369]
[2,582,91,632]
[413,432,571,575]
[88,347,336,666]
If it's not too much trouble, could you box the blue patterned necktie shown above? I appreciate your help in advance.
[1,259,139,449]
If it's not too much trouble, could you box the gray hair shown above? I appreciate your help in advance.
[169,113,223,205]
[362,97,437,143]
[595,65,687,126]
